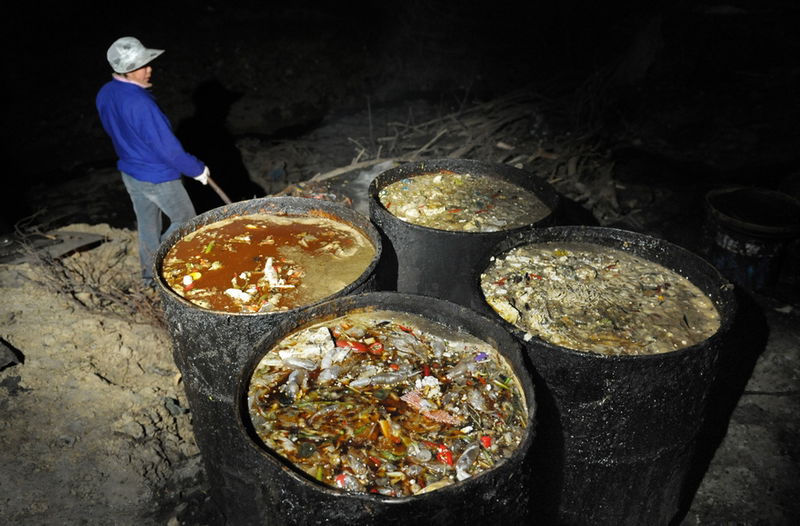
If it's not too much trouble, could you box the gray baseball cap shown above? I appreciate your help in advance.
[107,36,164,74]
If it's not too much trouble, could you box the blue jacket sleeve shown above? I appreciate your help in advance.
[134,95,205,178]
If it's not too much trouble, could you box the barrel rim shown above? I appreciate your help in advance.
[235,291,538,503]
[153,196,382,316]
[367,158,561,237]
[705,185,800,238]
[473,224,739,361]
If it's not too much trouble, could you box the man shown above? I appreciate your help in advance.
[96,36,210,288]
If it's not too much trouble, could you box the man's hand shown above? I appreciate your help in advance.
[194,166,210,185]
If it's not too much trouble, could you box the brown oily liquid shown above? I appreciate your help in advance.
[162,214,375,312]
[247,310,528,496]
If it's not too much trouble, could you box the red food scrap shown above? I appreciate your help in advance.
[336,340,368,353]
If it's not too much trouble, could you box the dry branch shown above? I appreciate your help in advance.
[275,87,621,223]
[16,232,164,327]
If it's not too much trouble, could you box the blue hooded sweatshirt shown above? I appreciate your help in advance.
[96,78,204,183]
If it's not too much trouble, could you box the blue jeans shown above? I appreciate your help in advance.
[121,172,196,285]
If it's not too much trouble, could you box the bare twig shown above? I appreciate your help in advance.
[367,95,374,150]
[409,128,449,160]
[306,157,404,184]
[17,232,164,327]
[275,87,618,224]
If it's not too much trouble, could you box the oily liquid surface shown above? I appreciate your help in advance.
[481,242,721,355]
[378,170,550,232]
[162,214,375,312]
[248,310,528,496]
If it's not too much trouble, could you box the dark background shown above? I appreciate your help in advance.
[3,1,800,228]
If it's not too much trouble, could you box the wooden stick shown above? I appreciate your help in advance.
[309,157,403,183]
[207,175,233,204]
[409,128,448,160]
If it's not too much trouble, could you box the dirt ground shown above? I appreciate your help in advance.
[0,224,202,524]
[2,3,799,525]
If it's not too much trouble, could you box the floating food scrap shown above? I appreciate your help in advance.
[162,214,375,312]
[481,242,721,355]
[378,170,550,232]
[247,311,528,496]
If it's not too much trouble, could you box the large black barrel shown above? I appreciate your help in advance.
[225,291,538,525]
[368,158,560,310]
[154,197,382,522]
[473,226,738,526]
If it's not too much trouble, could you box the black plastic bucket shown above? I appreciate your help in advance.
[368,158,560,310]
[218,291,538,525]
[473,226,738,526]
[703,186,800,290]
[154,197,382,522]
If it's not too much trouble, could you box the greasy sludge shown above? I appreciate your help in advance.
[247,310,528,496]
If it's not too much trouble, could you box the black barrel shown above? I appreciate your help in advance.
[473,226,738,526]
[224,291,538,525]
[154,197,382,522]
[368,158,560,310]
[703,186,800,290]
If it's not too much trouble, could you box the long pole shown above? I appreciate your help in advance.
[206,175,232,204]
